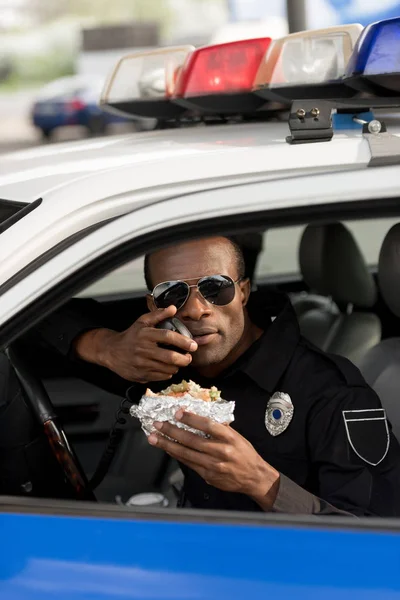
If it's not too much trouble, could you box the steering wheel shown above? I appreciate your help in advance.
[5,318,192,503]
[6,343,95,501]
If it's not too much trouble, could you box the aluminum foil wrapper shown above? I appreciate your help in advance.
[130,393,235,437]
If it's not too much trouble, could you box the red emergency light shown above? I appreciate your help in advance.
[173,38,272,113]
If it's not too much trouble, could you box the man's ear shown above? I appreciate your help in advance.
[240,278,251,306]
[146,294,156,312]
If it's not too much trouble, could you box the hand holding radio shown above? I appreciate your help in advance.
[81,305,197,384]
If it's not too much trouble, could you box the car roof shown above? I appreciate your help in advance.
[0,120,383,202]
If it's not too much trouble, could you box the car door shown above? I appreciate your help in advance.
[1,494,400,600]
[1,171,400,599]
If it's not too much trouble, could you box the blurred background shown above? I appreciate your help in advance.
[0,0,399,154]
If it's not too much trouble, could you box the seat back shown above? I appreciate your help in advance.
[293,222,380,365]
[359,339,400,441]
[292,223,335,318]
[359,223,400,439]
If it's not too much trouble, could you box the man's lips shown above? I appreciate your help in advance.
[190,329,219,346]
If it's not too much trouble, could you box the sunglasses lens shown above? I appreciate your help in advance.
[153,281,189,309]
[198,275,236,306]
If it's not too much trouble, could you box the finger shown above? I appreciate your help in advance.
[147,329,198,353]
[137,359,179,376]
[154,421,219,454]
[139,370,177,383]
[176,411,232,441]
[146,347,193,368]
[139,306,177,328]
[148,433,212,469]
[135,365,177,383]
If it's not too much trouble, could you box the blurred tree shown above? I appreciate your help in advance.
[67,0,170,24]
[1,0,226,39]
[23,0,69,24]
[66,0,224,38]
[0,0,226,32]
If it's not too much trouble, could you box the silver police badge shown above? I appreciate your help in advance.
[265,392,294,436]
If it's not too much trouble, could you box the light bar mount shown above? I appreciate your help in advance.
[287,100,334,144]
[286,97,400,166]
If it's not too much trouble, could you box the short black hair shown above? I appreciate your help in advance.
[144,236,246,291]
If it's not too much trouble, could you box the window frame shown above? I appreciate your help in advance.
[0,198,42,234]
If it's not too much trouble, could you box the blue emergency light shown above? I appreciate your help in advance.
[345,17,400,93]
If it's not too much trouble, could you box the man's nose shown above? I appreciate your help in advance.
[179,288,211,321]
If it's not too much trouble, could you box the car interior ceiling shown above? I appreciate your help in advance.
[8,215,400,507]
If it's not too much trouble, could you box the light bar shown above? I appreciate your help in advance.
[100,46,194,119]
[173,38,272,113]
[254,25,363,101]
[344,17,400,94]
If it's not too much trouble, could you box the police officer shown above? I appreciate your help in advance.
[63,236,400,517]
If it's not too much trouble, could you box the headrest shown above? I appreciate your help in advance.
[299,222,377,308]
[379,223,400,318]
[299,225,330,295]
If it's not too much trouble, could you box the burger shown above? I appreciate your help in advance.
[145,379,221,402]
[131,379,235,436]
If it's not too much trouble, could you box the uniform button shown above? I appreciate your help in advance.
[58,334,65,341]
[203,493,210,501]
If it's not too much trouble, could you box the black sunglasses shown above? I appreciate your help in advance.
[151,274,242,310]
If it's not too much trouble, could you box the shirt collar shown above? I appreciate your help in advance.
[239,293,301,394]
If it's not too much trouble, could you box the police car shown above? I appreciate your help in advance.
[1,18,400,600]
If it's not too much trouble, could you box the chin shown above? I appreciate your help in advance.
[191,347,228,368]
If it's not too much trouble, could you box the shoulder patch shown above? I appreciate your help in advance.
[343,409,390,467]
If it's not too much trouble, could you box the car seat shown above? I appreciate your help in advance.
[359,223,400,441]
[292,222,381,366]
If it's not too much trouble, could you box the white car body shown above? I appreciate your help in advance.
[0,117,400,337]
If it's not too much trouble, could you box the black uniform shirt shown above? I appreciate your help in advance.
[127,295,400,517]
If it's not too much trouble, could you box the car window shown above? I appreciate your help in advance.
[346,217,399,266]
[76,218,400,297]
[0,198,42,235]
[0,199,27,227]
[255,217,400,281]
[255,225,305,279]
[76,257,146,298]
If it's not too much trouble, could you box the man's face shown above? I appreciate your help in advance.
[147,237,251,369]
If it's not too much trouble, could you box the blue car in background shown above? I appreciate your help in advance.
[31,75,134,139]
